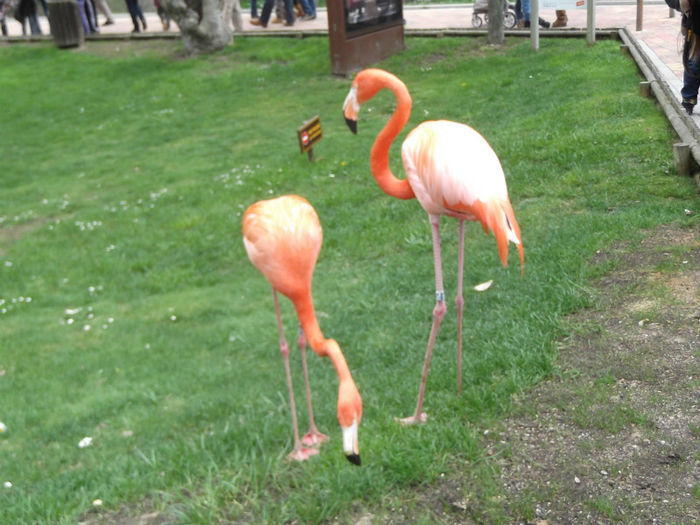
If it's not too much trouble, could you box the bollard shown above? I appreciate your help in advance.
[673,142,693,176]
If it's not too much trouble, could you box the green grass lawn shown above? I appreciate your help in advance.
[0,36,697,523]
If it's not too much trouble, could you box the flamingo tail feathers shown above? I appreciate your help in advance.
[488,199,524,274]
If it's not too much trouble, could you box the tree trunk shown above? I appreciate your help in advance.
[163,0,234,55]
[487,0,504,46]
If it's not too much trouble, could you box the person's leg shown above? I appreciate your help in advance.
[297,0,314,18]
[77,0,91,32]
[520,0,530,25]
[252,0,275,26]
[84,0,97,32]
[125,0,140,30]
[134,0,146,29]
[283,0,294,23]
[94,0,115,24]
[28,12,41,34]
[681,60,700,114]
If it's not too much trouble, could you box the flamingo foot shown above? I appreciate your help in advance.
[301,429,329,447]
[395,413,428,426]
[286,446,320,462]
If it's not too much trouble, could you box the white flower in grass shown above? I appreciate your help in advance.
[0,421,6,432]
[92,499,103,507]
[4,261,12,267]
[3,481,11,489]
[78,436,93,448]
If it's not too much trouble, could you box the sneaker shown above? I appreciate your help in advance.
[301,14,316,21]
[272,17,283,23]
[283,20,294,26]
[250,18,267,27]
[682,100,695,115]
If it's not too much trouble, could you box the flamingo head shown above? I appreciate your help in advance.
[338,380,363,466]
[343,68,411,135]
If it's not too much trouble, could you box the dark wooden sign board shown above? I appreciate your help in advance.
[297,115,322,161]
[327,0,405,76]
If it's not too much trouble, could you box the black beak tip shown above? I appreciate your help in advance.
[345,117,358,135]
[346,453,361,466]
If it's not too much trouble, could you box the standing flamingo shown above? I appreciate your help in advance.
[343,68,524,425]
[242,195,362,464]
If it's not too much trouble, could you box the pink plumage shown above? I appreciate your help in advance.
[344,68,523,424]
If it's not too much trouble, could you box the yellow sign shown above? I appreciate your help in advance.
[297,116,322,154]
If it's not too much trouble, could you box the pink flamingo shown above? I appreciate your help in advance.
[343,68,524,425]
[242,195,362,464]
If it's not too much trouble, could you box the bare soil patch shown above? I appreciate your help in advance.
[479,223,700,523]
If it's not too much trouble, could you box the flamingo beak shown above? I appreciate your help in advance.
[342,419,360,466]
[345,117,357,135]
[343,85,359,135]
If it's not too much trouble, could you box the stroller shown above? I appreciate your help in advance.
[471,0,517,29]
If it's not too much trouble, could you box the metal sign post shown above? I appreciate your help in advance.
[531,0,540,51]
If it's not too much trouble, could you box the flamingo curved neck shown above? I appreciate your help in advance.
[293,294,353,384]
[369,75,416,200]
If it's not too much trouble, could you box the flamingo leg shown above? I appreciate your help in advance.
[456,219,465,395]
[399,214,447,425]
[297,326,330,447]
[273,289,319,462]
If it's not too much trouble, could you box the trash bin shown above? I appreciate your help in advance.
[48,0,84,48]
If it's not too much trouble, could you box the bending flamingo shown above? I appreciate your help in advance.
[242,195,362,464]
[343,68,524,425]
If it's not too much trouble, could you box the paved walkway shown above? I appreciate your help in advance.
[2,2,686,84]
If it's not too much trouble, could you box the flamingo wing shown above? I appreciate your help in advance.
[401,120,523,269]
